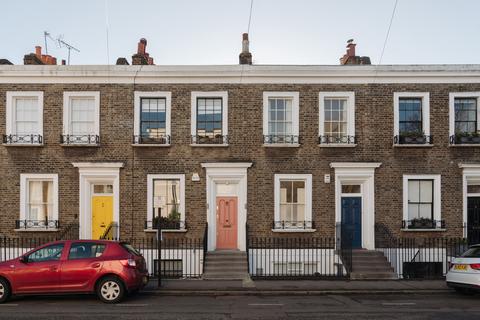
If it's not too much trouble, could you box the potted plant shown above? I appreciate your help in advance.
[455,131,480,144]
[399,130,426,144]
[153,210,182,230]
[408,218,434,229]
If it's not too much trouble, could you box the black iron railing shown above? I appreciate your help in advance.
[15,219,59,230]
[60,134,100,145]
[376,237,468,279]
[393,135,433,145]
[100,222,118,240]
[338,222,353,274]
[263,135,300,145]
[319,135,356,144]
[247,237,347,279]
[191,135,228,145]
[450,134,480,145]
[3,134,43,145]
[203,223,208,275]
[145,220,186,230]
[402,219,445,230]
[273,221,315,230]
[133,134,171,145]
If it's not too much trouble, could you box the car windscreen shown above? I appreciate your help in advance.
[461,247,480,258]
[120,242,142,256]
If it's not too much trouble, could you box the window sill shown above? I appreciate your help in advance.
[318,144,357,148]
[144,229,187,233]
[449,144,480,148]
[271,229,316,233]
[401,228,446,232]
[3,143,44,147]
[61,144,100,148]
[393,144,434,148]
[190,144,229,148]
[132,144,171,148]
[14,228,59,232]
[263,143,300,148]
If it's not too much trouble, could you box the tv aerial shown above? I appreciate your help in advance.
[43,31,80,65]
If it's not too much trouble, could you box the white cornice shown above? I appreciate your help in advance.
[330,162,382,169]
[1,64,480,84]
[201,162,253,169]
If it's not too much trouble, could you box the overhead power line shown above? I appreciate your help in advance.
[378,0,399,65]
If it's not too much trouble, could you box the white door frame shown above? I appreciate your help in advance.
[330,162,381,250]
[201,162,252,251]
[72,162,123,239]
[459,163,480,238]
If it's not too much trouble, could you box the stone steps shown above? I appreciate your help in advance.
[350,250,397,280]
[203,251,249,281]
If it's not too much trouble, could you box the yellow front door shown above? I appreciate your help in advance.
[91,196,113,239]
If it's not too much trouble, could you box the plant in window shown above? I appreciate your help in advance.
[153,209,182,230]
[408,217,434,229]
[399,130,426,144]
[454,131,480,144]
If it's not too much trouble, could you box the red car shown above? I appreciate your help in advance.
[0,240,148,303]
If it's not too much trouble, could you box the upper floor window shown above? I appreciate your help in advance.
[4,91,43,145]
[133,91,171,145]
[62,92,100,145]
[146,174,185,230]
[402,175,443,230]
[191,92,228,145]
[449,92,480,145]
[274,174,313,230]
[393,92,431,145]
[319,92,355,145]
[263,92,300,146]
[18,174,59,230]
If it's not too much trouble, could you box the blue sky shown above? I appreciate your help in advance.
[1,0,479,65]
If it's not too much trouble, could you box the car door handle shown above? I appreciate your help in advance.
[50,265,59,271]
[91,263,101,268]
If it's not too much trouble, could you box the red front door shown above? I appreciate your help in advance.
[216,197,238,250]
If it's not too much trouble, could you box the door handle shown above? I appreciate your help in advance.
[91,263,101,268]
[50,265,59,271]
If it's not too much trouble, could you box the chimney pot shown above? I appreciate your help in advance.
[239,33,252,65]
[62,59,66,65]
[35,46,42,57]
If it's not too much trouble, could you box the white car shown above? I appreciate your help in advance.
[447,245,480,294]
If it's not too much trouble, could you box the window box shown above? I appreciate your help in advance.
[15,219,59,230]
[145,218,186,231]
[61,134,100,146]
[394,133,432,145]
[191,134,228,145]
[133,134,171,146]
[3,134,43,146]
[402,219,445,230]
[450,133,480,145]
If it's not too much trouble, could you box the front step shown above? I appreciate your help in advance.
[203,251,249,281]
[350,250,397,280]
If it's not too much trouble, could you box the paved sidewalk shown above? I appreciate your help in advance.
[142,279,451,296]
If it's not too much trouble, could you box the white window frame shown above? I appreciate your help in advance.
[318,92,355,144]
[190,91,228,145]
[19,173,59,228]
[393,92,430,138]
[134,91,172,145]
[402,174,441,228]
[63,92,100,137]
[146,174,186,230]
[263,92,300,145]
[449,92,480,140]
[6,91,44,140]
[274,174,312,230]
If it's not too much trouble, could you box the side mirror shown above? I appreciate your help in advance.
[19,256,27,263]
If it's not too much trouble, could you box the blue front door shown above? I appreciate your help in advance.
[341,197,362,249]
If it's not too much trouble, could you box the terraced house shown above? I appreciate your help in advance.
[0,37,479,280]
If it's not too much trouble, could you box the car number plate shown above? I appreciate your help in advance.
[454,264,467,270]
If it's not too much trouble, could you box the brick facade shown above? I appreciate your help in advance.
[1,66,479,244]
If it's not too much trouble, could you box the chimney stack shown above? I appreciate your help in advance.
[339,39,371,65]
[239,33,252,65]
[132,38,155,65]
[24,46,58,65]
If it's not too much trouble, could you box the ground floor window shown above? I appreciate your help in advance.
[274,174,312,230]
[18,174,59,230]
[403,175,442,230]
[146,174,185,230]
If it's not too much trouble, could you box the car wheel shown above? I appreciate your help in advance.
[0,278,11,303]
[97,277,125,303]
